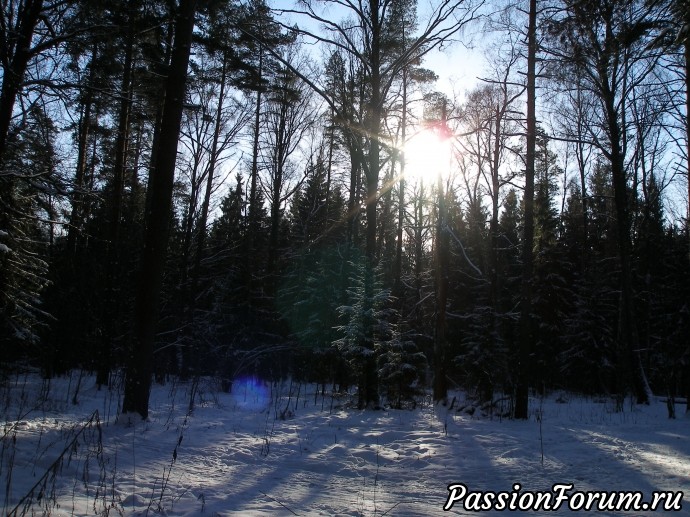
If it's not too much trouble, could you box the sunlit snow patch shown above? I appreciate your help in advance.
[231,376,269,410]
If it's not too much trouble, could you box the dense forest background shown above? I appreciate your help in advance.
[0,0,688,418]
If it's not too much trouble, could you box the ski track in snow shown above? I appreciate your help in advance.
[1,374,689,516]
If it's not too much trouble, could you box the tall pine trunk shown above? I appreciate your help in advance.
[489,104,502,331]
[0,0,44,256]
[122,0,197,419]
[606,90,648,406]
[515,0,537,420]
[597,18,648,407]
[355,0,382,409]
[267,100,288,286]
[433,159,449,402]
[67,44,98,257]
[684,16,690,414]
[249,50,263,245]
[574,86,589,272]
[98,21,136,388]
[393,66,407,300]
[0,0,43,162]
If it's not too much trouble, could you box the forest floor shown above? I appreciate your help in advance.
[1,370,689,516]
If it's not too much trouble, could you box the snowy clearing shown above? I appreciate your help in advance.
[1,371,689,516]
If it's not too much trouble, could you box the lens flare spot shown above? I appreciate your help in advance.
[232,376,269,410]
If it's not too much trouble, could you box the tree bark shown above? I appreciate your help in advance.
[249,50,263,243]
[489,104,502,322]
[357,0,382,409]
[606,89,648,406]
[0,0,44,162]
[393,65,407,300]
[515,0,537,420]
[433,161,449,403]
[98,20,136,388]
[267,100,288,283]
[122,0,198,419]
[66,45,96,257]
[574,86,589,272]
[684,15,690,414]
[598,18,648,407]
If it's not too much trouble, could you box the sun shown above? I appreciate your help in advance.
[402,128,452,183]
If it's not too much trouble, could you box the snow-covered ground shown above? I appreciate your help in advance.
[1,371,689,516]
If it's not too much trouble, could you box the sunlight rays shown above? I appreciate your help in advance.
[402,128,454,184]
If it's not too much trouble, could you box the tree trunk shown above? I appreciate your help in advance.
[144,18,175,221]
[683,22,690,413]
[433,166,449,403]
[515,0,537,420]
[66,69,94,257]
[190,49,229,302]
[599,32,648,407]
[489,104,502,322]
[249,50,263,243]
[414,181,424,327]
[393,67,407,300]
[607,97,648,406]
[122,0,198,419]
[358,0,382,409]
[326,108,334,206]
[0,0,44,162]
[267,101,288,284]
[98,22,135,388]
[574,87,589,272]
[346,141,362,248]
